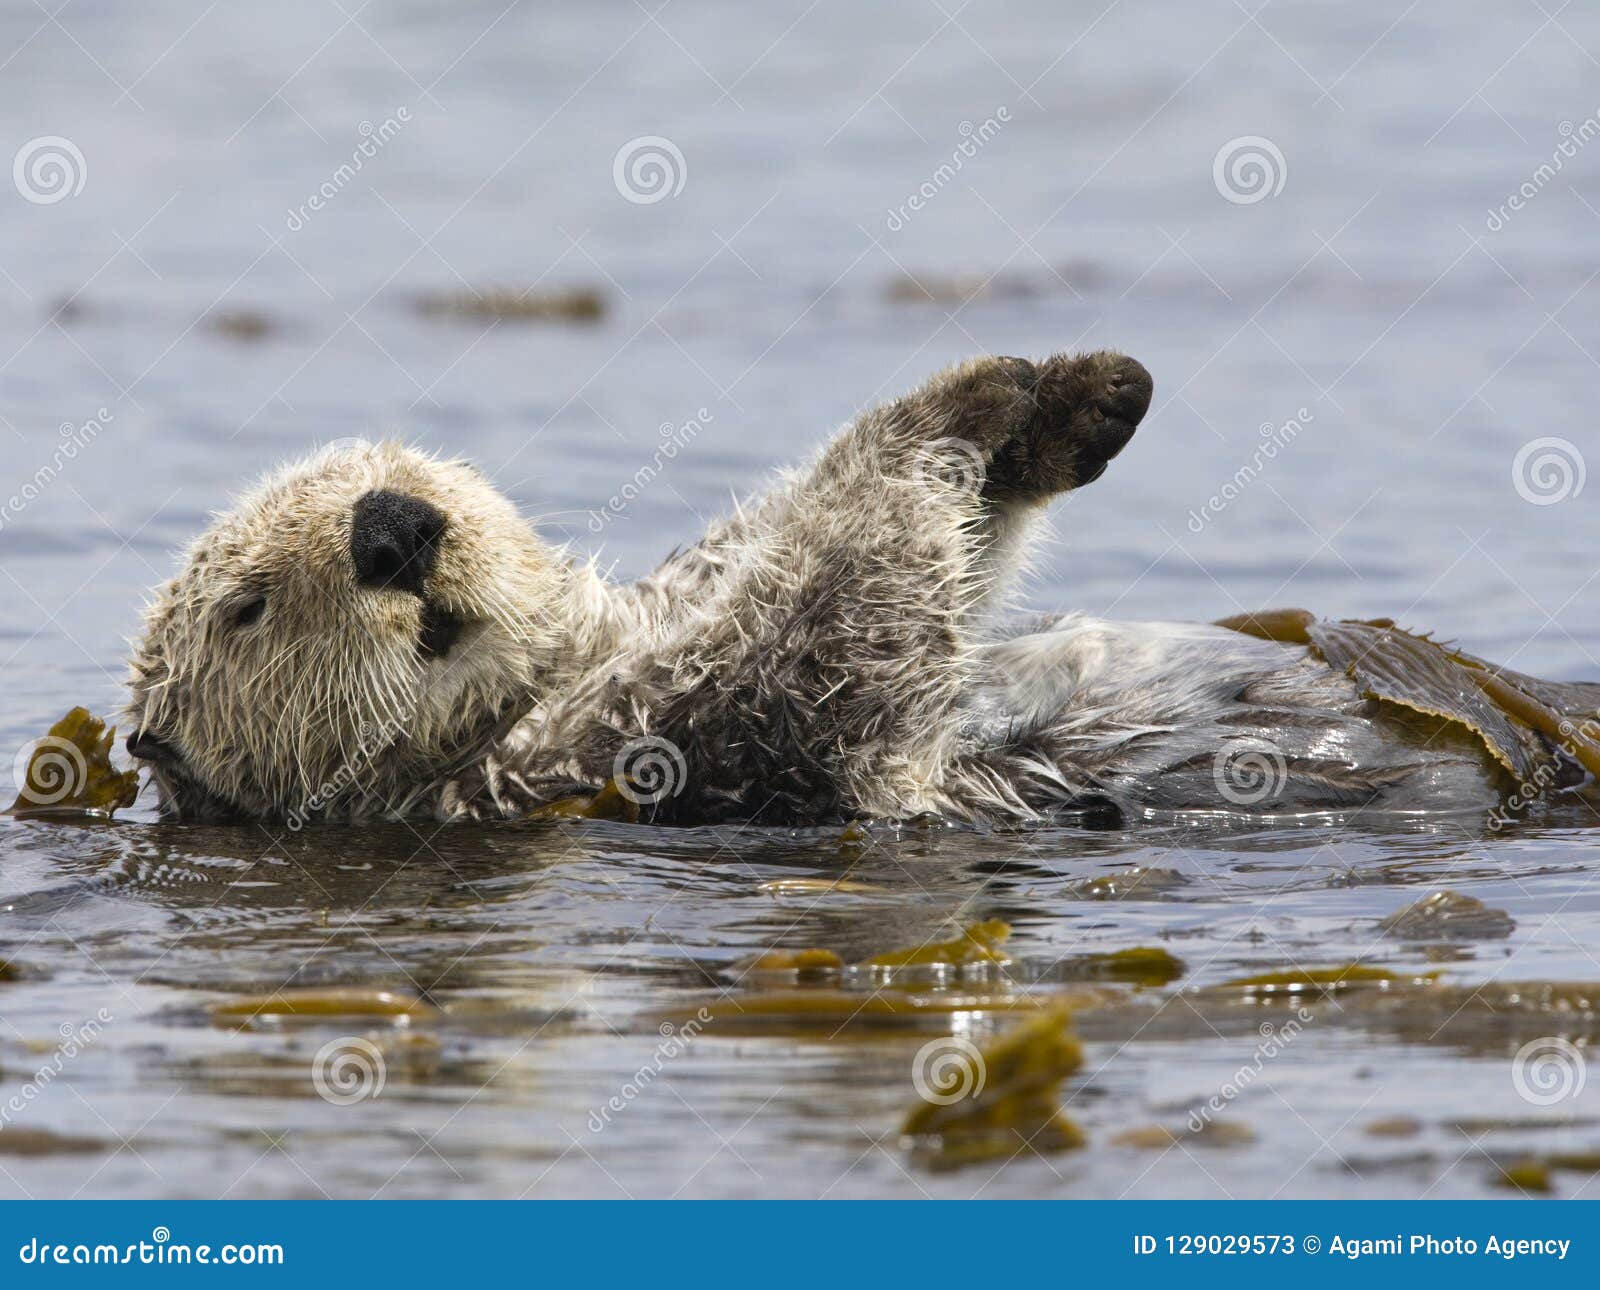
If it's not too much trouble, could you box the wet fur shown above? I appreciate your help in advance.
[126,352,1503,826]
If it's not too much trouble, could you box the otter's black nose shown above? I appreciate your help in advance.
[350,490,447,596]
[125,730,173,762]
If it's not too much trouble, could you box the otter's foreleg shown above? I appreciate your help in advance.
[542,354,1148,823]
[624,351,1150,627]
[795,350,1151,622]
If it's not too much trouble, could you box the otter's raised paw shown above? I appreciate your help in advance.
[982,351,1152,504]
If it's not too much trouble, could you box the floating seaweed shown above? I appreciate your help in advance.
[660,987,1118,1036]
[1215,964,1429,997]
[1494,1159,1553,1193]
[1378,890,1515,942]
[720,922,1183,997]
[757,877,888,896]
[1066,867,1190,901]
[205,308,278,342]
[1217,609,1600,786]
[0,1127,107,1156]
[528,779,640,822]
[884,271,1039,306]
[900,1007,1086,1170]
[1053,946,1186,987]
[211,988,439,1028]
[414,285,605,324]
[7,708,140,819]
[1111,1119,1256,1150]
[867,918,1012,969]
[1363,1116,1423,1138]
[729,948,845,980]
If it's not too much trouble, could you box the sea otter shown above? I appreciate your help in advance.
[123,351,1600,826]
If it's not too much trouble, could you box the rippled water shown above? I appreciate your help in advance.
[3,0,1600,1198]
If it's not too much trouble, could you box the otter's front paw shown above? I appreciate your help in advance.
[982,351,1152,504]
[910,354,1043,457]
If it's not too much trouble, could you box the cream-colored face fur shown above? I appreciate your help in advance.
[125,442,567,820]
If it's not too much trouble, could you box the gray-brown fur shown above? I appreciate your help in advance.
[124,351,1530,827]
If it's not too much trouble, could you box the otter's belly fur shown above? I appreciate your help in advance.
[970,615,1500,817]
[479,614,1505,825]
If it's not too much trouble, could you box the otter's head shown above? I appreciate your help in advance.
[125,442,570,821]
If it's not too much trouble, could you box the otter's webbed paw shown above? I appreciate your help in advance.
[977,351,1153,504]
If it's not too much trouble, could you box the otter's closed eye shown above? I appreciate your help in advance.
[231,596,267,628]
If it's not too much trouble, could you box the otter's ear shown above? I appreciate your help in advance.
[982,352,1153,503]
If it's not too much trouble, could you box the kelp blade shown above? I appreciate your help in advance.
[9,708,140,819]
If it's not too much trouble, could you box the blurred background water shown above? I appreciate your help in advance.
[0,0,1598,1198]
